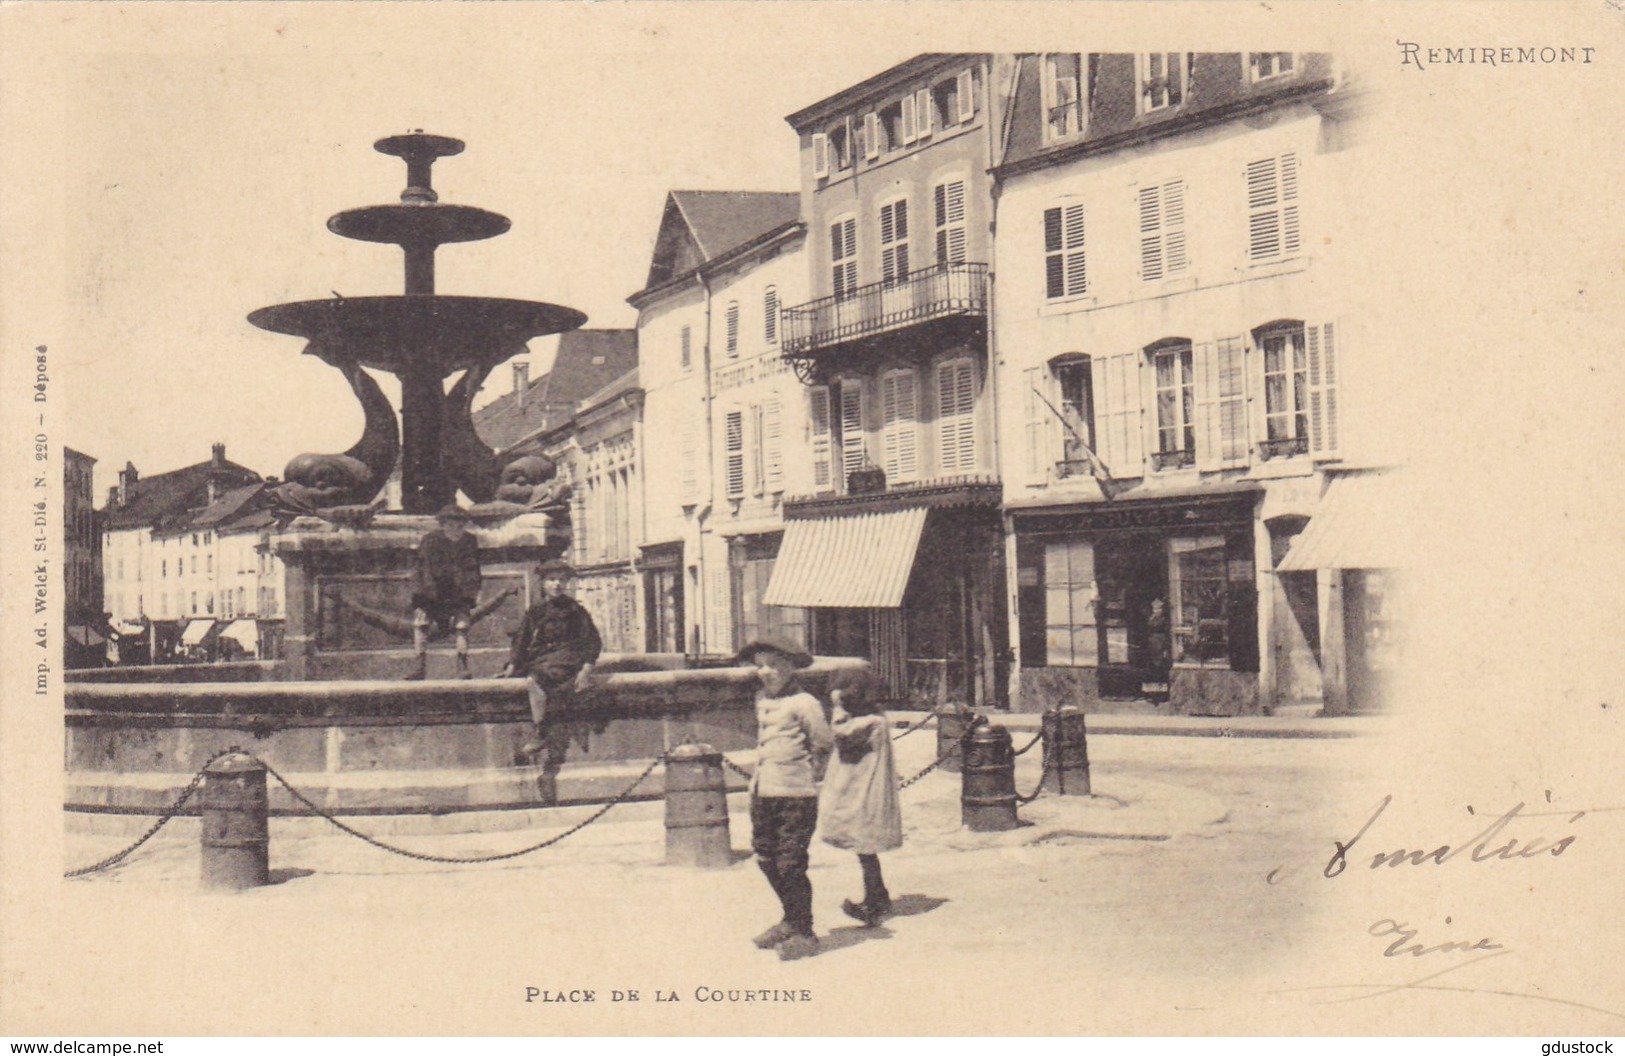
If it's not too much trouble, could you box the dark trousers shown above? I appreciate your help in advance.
[751,796,819,934]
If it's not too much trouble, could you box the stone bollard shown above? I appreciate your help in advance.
[664,744,732,868]
[200,752,270,889]
[960,723,1018,832]
[935,704,975,774]
[1040,705,1092,796]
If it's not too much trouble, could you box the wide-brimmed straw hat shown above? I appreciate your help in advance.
[535,558,576,578]
[435,504,471,522]
[734,638,813,669]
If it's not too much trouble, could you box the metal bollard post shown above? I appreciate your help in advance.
[935,704,975,774]
[1040,705,1092,796]
[960,724,1018,832]
[200,752,270,889]
[664,744,733,868]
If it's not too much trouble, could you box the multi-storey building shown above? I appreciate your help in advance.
[630,190,803,656]
[770,54,1017,706]
[64,447,105,667]
[100,444,264,662]
[993,52,1381,715]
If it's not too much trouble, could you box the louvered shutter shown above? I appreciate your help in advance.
[864,113,880,160]
[763,398,784,491]
[763,288,778,345]
[708,556,733,654]
[813,133,829,179]
[840,380,866,487]
[957,70,975,121]
[750,403,765,496]
[1139,179,1188,281]
[938,360,976,473]
[1092,354,1145,478]
[725,301,739,358]
[1247,154,1300,261]
[1023,366,1048,480]
[1062,204,1086,294]
[881,370,919,482]
[1043,203,1087,299]
[935,180,967,266]
[724,410,745,498]
[679,325,692,370]
[915,88,933,138]
[1164,180,1188,273]
[881,200,909,286]
[902,95,917,144]
[1307,321,1341,457]
[1138,185,1164,281]
[1215,336,1249,466]
[809,385,834,490]
[680,418,698,502]
[1194,340,1221,470]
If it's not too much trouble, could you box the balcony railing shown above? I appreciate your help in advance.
[783,262,988,357]
[1258,436,1308,461]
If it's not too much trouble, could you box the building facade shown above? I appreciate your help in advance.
[769,54,1017,707]
[64,447,105,667]
[993,52,1378,714]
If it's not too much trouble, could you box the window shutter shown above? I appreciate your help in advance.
[763,398,784,491]
[881,200,909,286]
[1023,366,1047,480]
[1092,354,1145,478]
[708,557,732,654]
[1308,321,1341,457]
[938,360,976,473]
[881,370,919,482]
[812,133,829,179]
[957,69,975,122]
[840,380,866,487]
[1193,340,1224,470]
[902,94,917,144]
[750,403,765,497]
[680,418,698,502]
[1247,154,1300,261]
[1138,184,1163,282]
[1164,179,1188,273]
[679,325,691,370]
[1063,203,1087,295]
[1216,336,1249,467]
[1280,154,1300,255]
[809,385,833,490]
[725,301,739,358]
[724,410,745,498]
[934,180,967,266]
[915,88,933,138]
[864,113,880,160]
[763,287,778,345]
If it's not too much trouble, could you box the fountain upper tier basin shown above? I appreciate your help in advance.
[328,203,511,246]
[248,295,587,374]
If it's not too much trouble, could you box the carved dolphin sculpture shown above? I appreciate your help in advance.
[275,351,399,511]
[442,362,505,503]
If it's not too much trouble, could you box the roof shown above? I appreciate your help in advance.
[103,458,264,532]
[578,365,641,415]
[190,482,278,535]
[637,191,800,295]
[473,329,638,451]
[785,53,980,131]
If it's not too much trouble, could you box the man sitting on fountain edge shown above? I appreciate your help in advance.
[408,504,483,680]
[503,558,602,757]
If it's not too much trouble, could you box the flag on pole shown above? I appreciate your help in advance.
[1030,385,1121,500]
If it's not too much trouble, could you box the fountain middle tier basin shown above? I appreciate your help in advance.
[328,203,511,246]
[248,295,587,374]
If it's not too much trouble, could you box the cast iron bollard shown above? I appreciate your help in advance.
[935,704,975,774]
[961,723,1018,832]
[664,743,732,868]
[200,752,270,889]
[1040,705,1092,796]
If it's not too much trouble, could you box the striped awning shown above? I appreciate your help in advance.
[762,507,929,608]
[180,619,217,645]
[218,620,260,651]
[1277,470,1405,572]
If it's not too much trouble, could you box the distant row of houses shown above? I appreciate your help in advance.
[78,51,1398,715]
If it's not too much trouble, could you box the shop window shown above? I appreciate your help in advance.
[1149,340,1195,468]
[1044,538,1098,666]
[1256,321,1309,459]
[1168,536,1228,664]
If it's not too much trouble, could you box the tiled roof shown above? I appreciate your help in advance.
[474,329,638,451]
[103,459,264,532]
[669,191,801,262]
[191,482,273,532]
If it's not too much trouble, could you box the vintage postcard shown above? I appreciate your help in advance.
[1,0,1621,1039]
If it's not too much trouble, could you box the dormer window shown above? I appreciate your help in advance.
[1136,53,1189,114]
[1249,53,1296,81]
[1043,54,1085,141]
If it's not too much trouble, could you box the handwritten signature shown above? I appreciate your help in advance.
[1369,918,1503,958]
[1323,796,1584,878]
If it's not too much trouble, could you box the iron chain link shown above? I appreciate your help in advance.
[889,711,935,742]
[64,746,244,879]
[1011,729,1045,756]
[720,755,755,782]
[897,713,987,791]
[1014,745,1055,805]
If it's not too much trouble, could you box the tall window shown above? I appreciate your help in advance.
[1169,536,1229,664]
[725,301,740,358]
[1246,153,1300,262]
[1137,53,1188,113]
[1151,340,1195,465]
[830,217,858,299]
[1053,356,1095,465]
[679,325,692,371]
[1250,53,1296,81]
[937,359,977,473]
[763,287,779,345]
[933,180,967,266]
[1043,53,1084,140]
[1043,203,1087,300]
[1138,179,1188,281]
[1258,323,1309,457]
[1044,538,1098,666]
[880,369,918,483]
[879,198,910,288]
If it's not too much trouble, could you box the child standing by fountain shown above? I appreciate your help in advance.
[818,667,901,927]
[408,504,482,679]
[738,639,832,962]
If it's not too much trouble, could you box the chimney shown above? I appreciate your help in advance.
[211,442,226,467]
[117,462,138,506]
[513,362,530,410]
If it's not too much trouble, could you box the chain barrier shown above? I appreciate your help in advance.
[257,752,666,865]
[64,746,244,879]
[889,711,936,742]
[897,713,988,792]
[1014,736,1059,805]
[1011,729,1045,756]
[720,755,755,782]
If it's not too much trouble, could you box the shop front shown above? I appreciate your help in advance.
[1012,486,1262,715]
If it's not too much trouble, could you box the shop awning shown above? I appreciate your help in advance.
[218,620,259,652]
[180,619,217,646]
[762,507,929,608]
[1277,470,1406,572]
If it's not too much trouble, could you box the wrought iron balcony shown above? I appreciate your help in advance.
[782,262,988,360]
[1258,436,1308,461]
[1151,448,1195,471]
